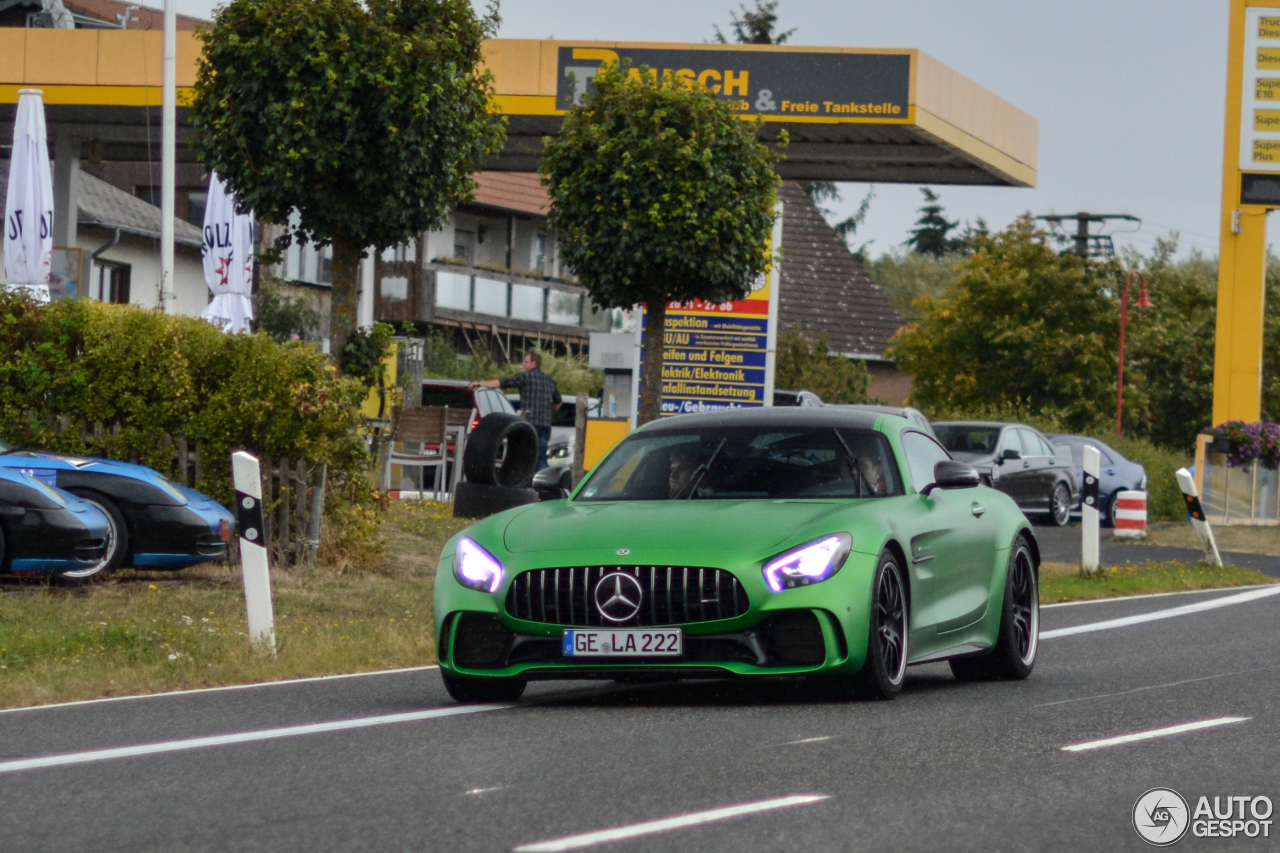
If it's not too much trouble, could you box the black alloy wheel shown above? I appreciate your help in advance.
[849,550,909,700]
[58,492,126,583]
[950,534,1039,681]
[1048,483,1071,527]
[441,671,527,703]
[1105,490,1121,529]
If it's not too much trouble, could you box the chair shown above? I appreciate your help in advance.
[386,406,475,499]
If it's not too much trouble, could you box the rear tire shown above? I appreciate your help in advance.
[1104,490,1120,529]
[441,671,526,703]
[949,535,1039,681]
[57,492,127,583]
[847,550,909,700]
[453,481,539,519]
[1047,483,1071,527]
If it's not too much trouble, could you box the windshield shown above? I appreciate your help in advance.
[576,426,902,502]
[935,425,1000,455]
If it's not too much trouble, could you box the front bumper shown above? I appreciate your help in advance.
[125,501,236,569]
[436,551,881,681]
[1,506,106,574]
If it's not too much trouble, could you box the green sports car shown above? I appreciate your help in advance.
[433,408,1040,703]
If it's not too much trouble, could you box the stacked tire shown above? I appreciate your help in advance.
[454,413,540,519]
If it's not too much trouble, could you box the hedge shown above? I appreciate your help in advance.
[0,291,369,506]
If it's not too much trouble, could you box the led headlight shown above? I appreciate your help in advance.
[763,533,852,592]
[454,538,504,592]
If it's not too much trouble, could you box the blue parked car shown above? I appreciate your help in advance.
[1047,434,1147,527]
[0,466,112,576]
[0,439,236,581]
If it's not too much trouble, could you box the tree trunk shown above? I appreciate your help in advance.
[329,230,362,364]
[638,298,667,425]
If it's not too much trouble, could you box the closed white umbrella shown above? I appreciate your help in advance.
[4,89,54,304]
[200,172,254,332]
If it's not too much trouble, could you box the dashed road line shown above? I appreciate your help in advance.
[1061,717,1249,752]
[512,795,831,852]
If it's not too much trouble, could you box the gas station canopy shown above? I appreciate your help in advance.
[0,31,1037,187]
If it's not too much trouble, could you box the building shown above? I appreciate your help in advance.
[0,169,206,312]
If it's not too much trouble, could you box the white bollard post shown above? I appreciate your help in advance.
[1081,445,1101,574]
[1176,467,1223,567]
[232,451,277,653]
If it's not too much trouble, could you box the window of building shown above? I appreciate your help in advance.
[91,262,130,304]
[185,191,208,228]
[547,290,582,325]
[473,277,508,316]
[510,283,545,321]
[382,243,416,263]
[435,271,472,310]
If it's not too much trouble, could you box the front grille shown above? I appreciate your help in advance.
[505,566,750,627]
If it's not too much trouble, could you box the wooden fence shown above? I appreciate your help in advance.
[35,416,324,566]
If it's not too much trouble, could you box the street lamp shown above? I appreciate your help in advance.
[1116,269,1154,436]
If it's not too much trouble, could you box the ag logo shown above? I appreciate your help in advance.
[1133,788,1190,846]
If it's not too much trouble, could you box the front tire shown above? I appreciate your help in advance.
[950,535,1039,681]
[1048,482,1071,527]
[441,671,527,703]
[849,550,909,700]
[58,492,127,583]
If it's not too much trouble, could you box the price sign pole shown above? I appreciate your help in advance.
[232,451,277,654]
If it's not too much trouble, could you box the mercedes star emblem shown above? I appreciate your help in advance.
[594,572,643,622]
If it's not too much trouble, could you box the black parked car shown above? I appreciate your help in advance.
[933,421,1077,526]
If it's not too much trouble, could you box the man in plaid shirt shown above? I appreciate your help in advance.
[472,351,561,470]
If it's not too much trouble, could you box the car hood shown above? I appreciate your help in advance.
[501,499,854,562]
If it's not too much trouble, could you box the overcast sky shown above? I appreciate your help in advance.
[164,0,1233,260]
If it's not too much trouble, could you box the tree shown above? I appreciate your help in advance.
[775,323,870,404]
[713,0,795,45]
[904,189,966,257]
[888,216,1120,429]
[540,62,780,423]
[190,0,505,362]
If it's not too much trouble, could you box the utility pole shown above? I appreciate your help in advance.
[1035,212,1139,259]
[160,0,176,313]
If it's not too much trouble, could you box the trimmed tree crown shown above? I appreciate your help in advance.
[539,62,781,307]
[190,0,506,253]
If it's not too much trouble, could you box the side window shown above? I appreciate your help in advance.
[1017,429,1044,457]
[999,429,1021,457]
[497,390,517,414]
[1095,445,1114,465]
[1057,442,1082,468]
[474,390,493,416]
[901,431,952,494]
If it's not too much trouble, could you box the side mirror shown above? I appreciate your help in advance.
[1001,448,1021,461]
[921,460,981,495]
[532,466,574,500]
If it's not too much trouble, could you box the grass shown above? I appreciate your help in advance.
[2,500,1271,709]
[1137,521,1280,556]
[1039,559,1275,603]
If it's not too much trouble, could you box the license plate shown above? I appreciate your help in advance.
[562,628,682,657]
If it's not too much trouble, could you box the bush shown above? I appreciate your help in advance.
[0,292,369,507]
[775,322,869,404]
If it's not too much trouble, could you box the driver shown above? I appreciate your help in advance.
[668,446,706,498]
[859,457,889,496]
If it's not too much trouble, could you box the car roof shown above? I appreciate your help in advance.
[831,404,918,416]
[641,407,882,432]
[422,379,472,388]
[932,420,1013,428]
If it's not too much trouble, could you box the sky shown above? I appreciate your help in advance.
[162,0,1235,260]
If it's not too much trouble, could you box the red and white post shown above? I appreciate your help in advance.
[1112,491,1149,539]
[232,451,277,653]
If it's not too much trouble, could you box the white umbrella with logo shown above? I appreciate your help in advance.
[200,172,254,332]
[3,89,54,303]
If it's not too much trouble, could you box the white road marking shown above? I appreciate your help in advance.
[0,703,510,775]
[1061,717,1249,752]
[1041,583,1276,609]
[513,795,830,852]
[0,664,440,715]
[1040,585,1280,639]
[783,736,832,745]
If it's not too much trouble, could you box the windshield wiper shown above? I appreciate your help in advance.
[673,438,727,500]
[832,429,864,496]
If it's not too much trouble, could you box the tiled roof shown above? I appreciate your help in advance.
[471,171,549,216]
[778,182,904,359]
[64,0,206,29]
[0,168,202,247]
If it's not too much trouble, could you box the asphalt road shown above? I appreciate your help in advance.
[3,586,1280,852]
[1034,524,1280,577]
